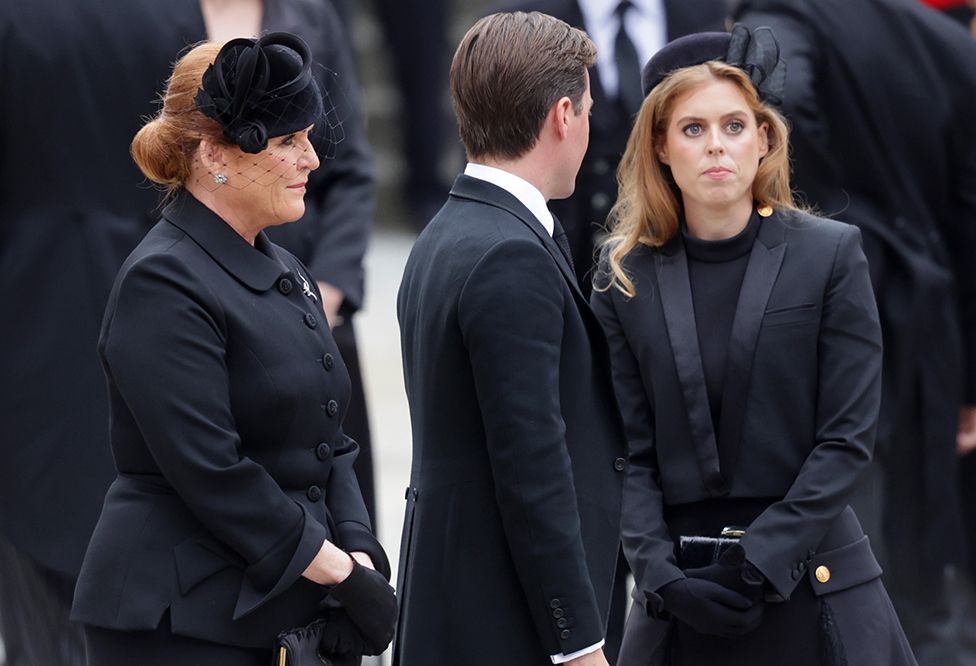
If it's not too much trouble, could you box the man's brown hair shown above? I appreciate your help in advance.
[450,12,596,161]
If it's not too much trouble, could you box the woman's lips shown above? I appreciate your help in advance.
[703,167,732,179]
[287,182,307,190]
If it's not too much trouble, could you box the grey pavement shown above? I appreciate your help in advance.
[357,228,417,666]
[358,229,416,576]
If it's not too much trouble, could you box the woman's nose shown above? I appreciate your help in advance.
[298,138,321,171]
[705,132,726,155]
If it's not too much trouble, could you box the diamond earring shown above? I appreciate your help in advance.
[213,173,228,185]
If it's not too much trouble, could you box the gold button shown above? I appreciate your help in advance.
[815,566,831,583]
[757,204,774,218]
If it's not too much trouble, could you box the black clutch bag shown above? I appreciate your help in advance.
[273,619,361,666]
[676,526,745,569]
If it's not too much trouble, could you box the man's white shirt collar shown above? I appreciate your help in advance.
[463,163,554,237]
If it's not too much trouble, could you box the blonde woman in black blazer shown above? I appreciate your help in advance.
[591,27,915,666]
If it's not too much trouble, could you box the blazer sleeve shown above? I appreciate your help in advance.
[102,253,329,619]
[456,238,603,656]
[741,225,882,599]
[325,430,391,580]
[590,257,684,616]
[302,0,374,312]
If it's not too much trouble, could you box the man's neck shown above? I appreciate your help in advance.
[476,154,554,201]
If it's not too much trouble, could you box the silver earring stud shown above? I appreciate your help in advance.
[213,173,227,185]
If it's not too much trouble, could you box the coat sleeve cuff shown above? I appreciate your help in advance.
[335,519,391,582]
[233,504,327,619]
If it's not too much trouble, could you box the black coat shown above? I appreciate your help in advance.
[0,0,372,579]
[735,0,976,571]
[592,211,913,664]
[506,0,728,294]
[394,175,626,665]
[70,193,388,648]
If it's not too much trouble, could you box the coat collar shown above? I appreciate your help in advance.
[655,208,787,495]
[449,174,583,298]
[162,192,289,291]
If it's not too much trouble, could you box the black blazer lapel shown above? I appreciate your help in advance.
[717,213,787,483]
[656,241,728,497]
[449,175,584,300]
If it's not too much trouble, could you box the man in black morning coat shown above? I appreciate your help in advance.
[0,1,373,662]
[733,0,976,662]
[506,0,728,296]
[395,11,626,666]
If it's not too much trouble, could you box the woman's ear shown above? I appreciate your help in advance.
[198,138,229,175]
[757,122,770,159]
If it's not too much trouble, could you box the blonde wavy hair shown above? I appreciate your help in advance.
[601,61,796,297]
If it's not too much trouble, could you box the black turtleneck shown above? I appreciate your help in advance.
[682,212,761,430]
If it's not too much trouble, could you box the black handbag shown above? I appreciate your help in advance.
[273,618,362,666]
[676,526,744,569]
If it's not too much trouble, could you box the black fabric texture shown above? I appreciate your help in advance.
[683,214,760,432]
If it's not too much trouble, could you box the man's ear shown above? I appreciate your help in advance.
[553,96,573,141]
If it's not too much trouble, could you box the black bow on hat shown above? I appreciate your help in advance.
[196,32,323,154]
[640,24,786,105]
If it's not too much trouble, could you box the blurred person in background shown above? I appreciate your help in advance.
[919,0,976,30]
[732,1,976,663]
[0,1,376,664]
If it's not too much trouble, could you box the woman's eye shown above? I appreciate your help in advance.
[282,136,295,146]
[682,124,703,137]
[727,121,744,133]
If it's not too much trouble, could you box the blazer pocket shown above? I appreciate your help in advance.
[173,534,243,595]
[763,303,819,328]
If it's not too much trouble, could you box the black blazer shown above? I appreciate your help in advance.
[0,0,371,580]
[394,175,626,664]
[506,0,728,293]
[71,193,388,648]
[591,210,882,604]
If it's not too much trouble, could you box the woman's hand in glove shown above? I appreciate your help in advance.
[659,577,764,638]
[327,560,397,655]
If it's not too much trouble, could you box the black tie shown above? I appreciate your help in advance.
[552,216,576,273]
[615,0,643,117]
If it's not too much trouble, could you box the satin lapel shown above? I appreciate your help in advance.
[717,214,787,484]
[449,176,585,302]
[656,242,729,497]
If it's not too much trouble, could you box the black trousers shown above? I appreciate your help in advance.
[0,532,85,666]
[83,612,269,666]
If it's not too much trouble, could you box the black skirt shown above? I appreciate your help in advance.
[83,612,271,666]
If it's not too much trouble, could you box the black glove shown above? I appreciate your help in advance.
[327,560,397,656]
[683,543,766,603]
[659,577,764,638]
[319,609,366,656]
